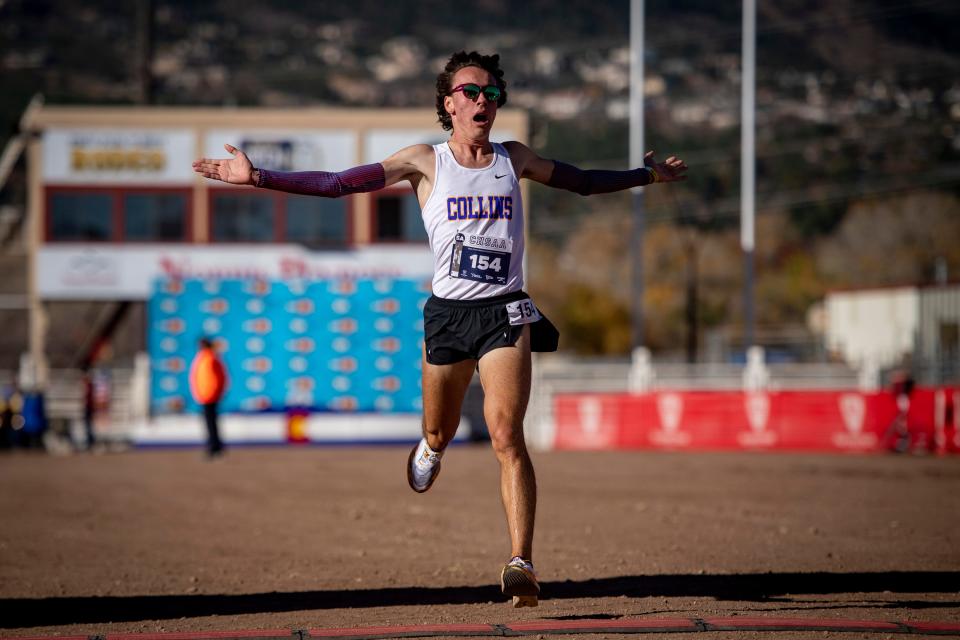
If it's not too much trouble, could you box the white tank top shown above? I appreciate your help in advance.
[420,142,525,300]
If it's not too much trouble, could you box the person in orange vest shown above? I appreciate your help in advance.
[189,337,228,457]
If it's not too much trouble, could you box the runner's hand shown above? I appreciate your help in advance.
[192,144,255,185]
[644,150,688,183]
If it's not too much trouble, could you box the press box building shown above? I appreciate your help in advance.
[15,104,528,443]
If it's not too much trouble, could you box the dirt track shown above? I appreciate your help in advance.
[0,446,957,637]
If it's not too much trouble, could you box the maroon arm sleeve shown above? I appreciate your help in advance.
[547,160,654,195]
[255,163,386,197]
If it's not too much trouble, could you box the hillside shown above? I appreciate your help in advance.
[1,0,959,357]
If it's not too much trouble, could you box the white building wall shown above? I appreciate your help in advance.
[825,287,918,369]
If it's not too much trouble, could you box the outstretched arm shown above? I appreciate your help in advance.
[192,143,386,197]
[505,142,687,194]
[255,164,385,197]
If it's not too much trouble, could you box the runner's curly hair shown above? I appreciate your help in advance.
[435,51,508,131]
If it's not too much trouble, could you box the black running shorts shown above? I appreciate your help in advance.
[423,290,560,365]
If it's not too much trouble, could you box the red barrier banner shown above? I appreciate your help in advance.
[554,388,958,453]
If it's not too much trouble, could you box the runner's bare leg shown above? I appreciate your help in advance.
[420,352,476,449]
[478,325,534,560]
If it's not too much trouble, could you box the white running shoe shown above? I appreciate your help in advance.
[406,437,442,493]
[501,556,539,608]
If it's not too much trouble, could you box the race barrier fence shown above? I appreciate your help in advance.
[554,387,960,453]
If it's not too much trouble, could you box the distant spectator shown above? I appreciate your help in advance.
[0,381,23,449]
[81,369,96,450]
[189,337,228,458]
[884,370,915,453]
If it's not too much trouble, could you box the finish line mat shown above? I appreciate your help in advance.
[7,617,960,639]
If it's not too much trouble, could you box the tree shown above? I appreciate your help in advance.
[816,190,960,288]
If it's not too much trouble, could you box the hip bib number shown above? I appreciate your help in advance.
[505,298,542,326]
[449,232,512,285]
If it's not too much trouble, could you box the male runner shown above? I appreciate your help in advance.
[193,50,688,607]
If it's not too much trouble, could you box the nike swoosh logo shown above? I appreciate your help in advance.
[495,173,509,179]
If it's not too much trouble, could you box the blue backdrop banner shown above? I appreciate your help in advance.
[148,277,430,414]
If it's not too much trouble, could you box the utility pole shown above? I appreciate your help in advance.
[684,233,698,363]
[630,0,645,349]
[741,0,756,352]
[137,0,154,105]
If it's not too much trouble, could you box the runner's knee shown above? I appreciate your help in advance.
[489,422,527,460]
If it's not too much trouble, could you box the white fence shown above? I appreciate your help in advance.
[3,352,862,449]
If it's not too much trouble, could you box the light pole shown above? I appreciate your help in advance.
[630,0,646,350]
[741,0,757,352]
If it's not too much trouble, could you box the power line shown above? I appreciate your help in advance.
[531,165,960,237]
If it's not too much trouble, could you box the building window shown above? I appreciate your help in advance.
[211,192,276,242]
[123,193,188,241]
[49,193,113,241]
[373,190,426,243]
[285,194,348,247]
[47,188,190,243]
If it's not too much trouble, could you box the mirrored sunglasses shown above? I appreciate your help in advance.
[451,83,502,103]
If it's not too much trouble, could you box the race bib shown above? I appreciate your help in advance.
[448,232,512,285]
[505,298,542,326]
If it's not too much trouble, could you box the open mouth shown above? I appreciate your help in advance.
[473,113,489,124]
